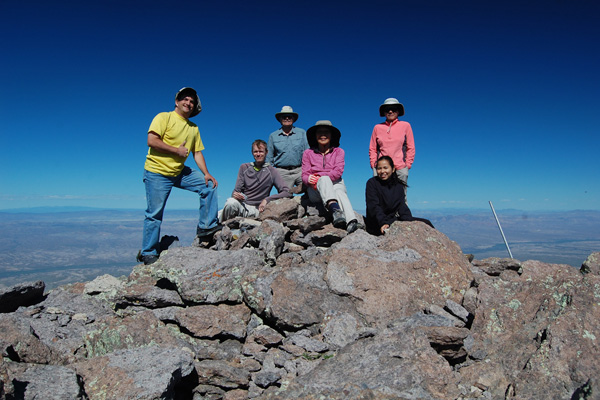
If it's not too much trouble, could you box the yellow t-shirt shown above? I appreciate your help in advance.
[144,111,205,176]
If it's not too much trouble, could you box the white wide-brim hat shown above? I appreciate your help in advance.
[379,98,405,117]
[275,105,299,122]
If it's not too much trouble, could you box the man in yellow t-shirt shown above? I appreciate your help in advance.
[139,87,221,265]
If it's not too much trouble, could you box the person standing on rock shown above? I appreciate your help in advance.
[266,106,308,194]
[139,87,221,265]
[302,120,362,234]
[220,139,292,222]
[365,156,433,235]
[369,98,415,199]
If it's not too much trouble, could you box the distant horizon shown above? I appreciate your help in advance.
[2,205,598,290]
[2,205,599,214]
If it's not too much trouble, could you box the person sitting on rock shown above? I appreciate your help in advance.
[301,120,362,234]
[220,139,291,222]
[365,155,434,235]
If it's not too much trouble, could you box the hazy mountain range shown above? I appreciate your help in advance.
[1,208,598,290]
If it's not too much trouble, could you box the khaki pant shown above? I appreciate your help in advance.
[307,176,357,224]
[219,197,259,222]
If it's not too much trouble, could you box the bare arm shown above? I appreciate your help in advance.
[148,132,189,158]
[193,150,218,188]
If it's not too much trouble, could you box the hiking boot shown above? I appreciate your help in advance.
[139,254,158,265]
[136,250,158,265]
[332,210,346,229]
[346,219,363,234]
[196,224,223,239]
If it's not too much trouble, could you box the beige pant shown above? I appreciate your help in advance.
[219,197,259,222]
[275,166,302,191]
[307,176,356,223]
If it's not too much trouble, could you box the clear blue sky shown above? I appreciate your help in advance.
[1,0,599,212]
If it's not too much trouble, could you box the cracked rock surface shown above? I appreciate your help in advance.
[1,198,598,399]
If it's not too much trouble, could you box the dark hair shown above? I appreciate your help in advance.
[376,156,407,187]
[376,156,395,169]
[252,139,267,152]
[176,88,197,105]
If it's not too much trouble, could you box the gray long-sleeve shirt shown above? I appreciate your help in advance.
[233,162,291,206]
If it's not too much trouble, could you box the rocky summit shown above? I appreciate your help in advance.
[1,197,599,400]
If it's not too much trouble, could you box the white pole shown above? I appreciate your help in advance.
[489,201,513,259]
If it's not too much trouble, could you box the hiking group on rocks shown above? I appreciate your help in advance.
[139,87,433,265]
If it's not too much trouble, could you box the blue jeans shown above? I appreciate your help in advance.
[142,167,218,256]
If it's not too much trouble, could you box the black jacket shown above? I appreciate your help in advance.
[365,175,412,235]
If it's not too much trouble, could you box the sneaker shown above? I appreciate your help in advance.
[332,210,346,229]
[196,224,223,239]
[346,219,362,234]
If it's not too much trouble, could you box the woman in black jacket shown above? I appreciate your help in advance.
[365,156,434,235]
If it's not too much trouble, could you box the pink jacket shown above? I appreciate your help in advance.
[369,120,415,169]
[301,147,345,185]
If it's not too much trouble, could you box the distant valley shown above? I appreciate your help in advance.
[1,208,598,290]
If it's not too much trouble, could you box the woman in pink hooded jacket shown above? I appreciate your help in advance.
[302,120,361,234]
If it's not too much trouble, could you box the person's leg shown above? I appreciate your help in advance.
[220,197,259,222]
[396,168,409,202]
[177,167,219,231]
[314,176,337,206]
[315,176,345,228]
[290,167,304,194]
[332,179,357,224]
[275,168,295,192]
[142,170,174,257]
[396,167,409,185]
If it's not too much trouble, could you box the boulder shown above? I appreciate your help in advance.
[0,281,45,313]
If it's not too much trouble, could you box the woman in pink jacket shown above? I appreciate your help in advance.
[302,120,361,233]
[369,98,415,194]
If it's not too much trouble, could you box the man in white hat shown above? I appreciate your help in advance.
[265,106,308,194]
[139,87,221,265]
[369,97,415,196]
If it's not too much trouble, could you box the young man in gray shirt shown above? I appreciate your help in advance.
[220,139,291,221]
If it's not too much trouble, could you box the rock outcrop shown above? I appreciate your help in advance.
[1,198,598,399]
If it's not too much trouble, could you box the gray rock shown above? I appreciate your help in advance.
[288,333,329,353]
[291,225,347,247]
[321,311,360,349]
[8,363,84,400]
[253,219,287,265]
[248,325,284,347]
[284,215,328,234]
[581,251,600,274]
[194,339,243,361]
[137,247,265,304]
[472,257,523,276]
[115,284,184,309]
[445,298,471,323]
[75,346,195,399]
[196,359,250,389]
[253,371,281,388]
[259,198,299,222]
[83,274,123,296]
[175,303,251,339]
[428,304,465,327]
[0,281,45,313]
